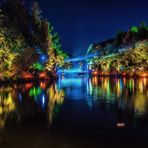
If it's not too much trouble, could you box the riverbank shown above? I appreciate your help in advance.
[91,71,148,78]
[0,71,58,85]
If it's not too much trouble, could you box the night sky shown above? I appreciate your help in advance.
[27,0,148,56]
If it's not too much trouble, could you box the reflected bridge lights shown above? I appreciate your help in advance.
[42,94,46,109]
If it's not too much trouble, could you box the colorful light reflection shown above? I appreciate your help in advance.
[90,77,148,117]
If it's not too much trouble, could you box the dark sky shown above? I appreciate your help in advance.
[27,0,148,56]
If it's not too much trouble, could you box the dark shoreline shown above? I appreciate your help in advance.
[91,73,148,78]
[0,76,57,86]
[0,74,147,86]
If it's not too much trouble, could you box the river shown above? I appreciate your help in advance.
[0,76,148,148]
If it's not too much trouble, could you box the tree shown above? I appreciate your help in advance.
[0,0,68,80]
[45,22,68,71]
[40,20,49,52]
[12,47,38,77]
[31,1,42,27]
[114,31,126,47]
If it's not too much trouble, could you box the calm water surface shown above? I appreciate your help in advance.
[0,76,148,148]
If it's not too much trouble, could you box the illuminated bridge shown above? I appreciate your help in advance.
[60,53,99,74]
[65,53,98,62]
[58,44,131,75]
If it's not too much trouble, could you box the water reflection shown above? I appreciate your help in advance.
[47,83,64,122]
[92,78,148,116]
[59,76,148,117]
[0,81,65,128]
[0,87,16,128]
[0,77,148,130]
[90,77,148,117]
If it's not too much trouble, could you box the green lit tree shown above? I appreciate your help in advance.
[45,23,68,71]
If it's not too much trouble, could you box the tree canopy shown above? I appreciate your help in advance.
[0,0,68,80]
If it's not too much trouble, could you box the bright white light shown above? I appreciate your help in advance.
[42,95,45,105]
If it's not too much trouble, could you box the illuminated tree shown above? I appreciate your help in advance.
[0,48,17,78]
[131,26,138,33]
[0,0,69,80]
[45,23,68,71]
[90,40,148,74]
[0,20,25,78]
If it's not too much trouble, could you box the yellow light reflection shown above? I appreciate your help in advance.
[47,84,65,123]
[134,93,147,116]
[138,80,144,93]
[0,89,16,128]
[143,78,147,88]
[117,79,122,97]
